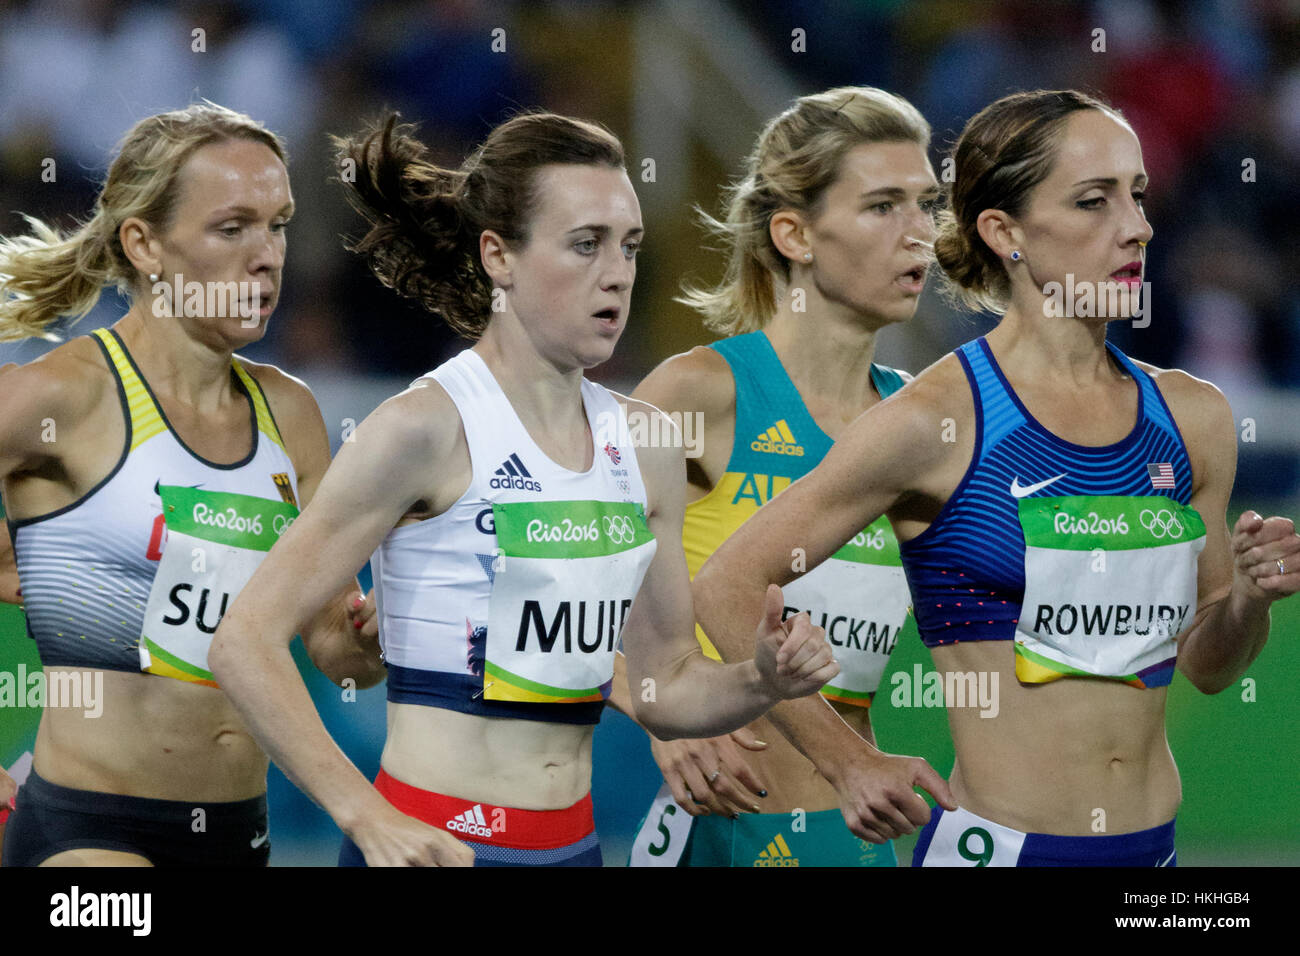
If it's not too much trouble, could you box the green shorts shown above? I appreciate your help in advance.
[653,807,897,867]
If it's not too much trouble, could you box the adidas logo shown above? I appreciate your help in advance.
[750,419,804,457]
[753,832,799,867]
[490,453,543,491]
[446,804,495,839]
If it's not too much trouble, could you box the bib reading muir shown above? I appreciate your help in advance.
[1016,495,1205,687]
[791,514,909,707]
[140,485,298,686]
[484,499,656,703]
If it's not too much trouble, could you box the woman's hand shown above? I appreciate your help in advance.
[650,727,769,817]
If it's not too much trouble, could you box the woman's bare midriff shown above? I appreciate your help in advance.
[34,668,267,801]
[932,641,1180,835]
[382,702,594,810]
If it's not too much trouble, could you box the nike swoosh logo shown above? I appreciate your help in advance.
[1009,474,1067,498]
[250,832,269,849]
[1156,849,1175,867]
[153,480,205,495]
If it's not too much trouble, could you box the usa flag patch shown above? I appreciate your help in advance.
[1147,462,1175,489]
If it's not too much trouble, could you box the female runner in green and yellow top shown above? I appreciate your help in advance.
[619,87,956,867]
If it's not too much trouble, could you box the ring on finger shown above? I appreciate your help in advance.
[1278,558,1286,576]
[708,770,721,783]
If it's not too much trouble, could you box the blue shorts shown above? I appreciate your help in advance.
[912,805,1176,867]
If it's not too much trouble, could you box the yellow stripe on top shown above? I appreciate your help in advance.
[231,359,288,452]
[93,329,287,453]
[92,328,166,451]
[683,470,794,660]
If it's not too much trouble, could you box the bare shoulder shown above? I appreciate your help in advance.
[825,350,975,503]
[234,355,320,420]
[1129,359,1234,441]
[1129,360,1235,495]
[232,356,329,459]
[873,351,971,433]
[365,375,465,459]
[604,390,684,464]
[630,344,734,417]
[1,335,113,429]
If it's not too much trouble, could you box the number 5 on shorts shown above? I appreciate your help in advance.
[647,804,676,857]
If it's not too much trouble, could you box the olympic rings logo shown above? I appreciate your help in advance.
[272,513,295,536]
[603,514,636,545]
[1139,508,1183,539]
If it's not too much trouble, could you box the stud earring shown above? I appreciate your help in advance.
[1010,251,1022,261]
[803,252,812,262]
[148,273,159,283]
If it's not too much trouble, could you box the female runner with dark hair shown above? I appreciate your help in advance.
[210,112,836,867]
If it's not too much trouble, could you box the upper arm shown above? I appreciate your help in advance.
[1145,365,1237,614]
[223,383,459,637]
[614,399,696,680]
[0,342,104,481]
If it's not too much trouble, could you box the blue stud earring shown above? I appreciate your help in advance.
[1010,250,1022,261]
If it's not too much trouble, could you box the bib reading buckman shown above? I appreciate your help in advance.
[484,499,656,703]
[798,515,910,706]
[140,485,298,686]
[1015,495,1204,687]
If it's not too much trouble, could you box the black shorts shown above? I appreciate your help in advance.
[1,769,270,867]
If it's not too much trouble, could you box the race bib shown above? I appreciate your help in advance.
[140,486,298,686]
[785,515,910,707]
[484,499,656,704]
[1016,496,1205,687]
[920,807,1027,867]
[628,782,693,867]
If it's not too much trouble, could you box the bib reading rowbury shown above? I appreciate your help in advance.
[1015,495,1205,687]
[140,485,298,686]
[484,498,656,704]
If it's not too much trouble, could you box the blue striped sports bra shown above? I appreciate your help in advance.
[898,337,1195,679]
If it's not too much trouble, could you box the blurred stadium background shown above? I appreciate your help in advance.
[1,0,1296,865]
